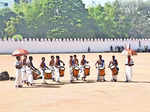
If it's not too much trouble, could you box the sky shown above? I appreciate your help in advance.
[0,0,149,8]
[82,0,115,7]
[0,0,115,8]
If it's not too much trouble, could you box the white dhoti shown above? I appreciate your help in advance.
[55,67,60,82]
[49,66,55,79]
[70,67,74,81]
[40,68,46,83]
[15,69,22,86]
[26,68,33,84]
[80,66,85,78]
[22,66,27,82]
[125,65,132,81]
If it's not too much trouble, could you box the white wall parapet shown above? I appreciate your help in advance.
[0,38,149,54]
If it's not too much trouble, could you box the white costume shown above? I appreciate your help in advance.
[22,65,27,82]
[40,68,46,83]
[49,66,55,79]
[55,67,60,82]
[125,57,134,81]
[70,66,74,81]
[15,61,22,86]
[26,63,33,84]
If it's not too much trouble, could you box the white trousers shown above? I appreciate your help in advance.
[15,69,22,86]
[22,67,27,81]
[80,66,85,78]
[40,69,46,83]
[125,66,132,81]
[49,66,55,79]
[55,67,60,82]
[26,70,33,84]
[70,67,74,81]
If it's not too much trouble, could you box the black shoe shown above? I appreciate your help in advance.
[18,85,23,88]
[27,82,29,86]
[114,79,117,82]
[52,78,55,81]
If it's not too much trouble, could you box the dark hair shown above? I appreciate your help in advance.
[51,56,54,58]
[99,55,102,58]
[24,55,27,58]
[16,56,20,60]
[42,57,45,60]
[29,56,33,60]
[70,56,73,58]
[56,56,59,59]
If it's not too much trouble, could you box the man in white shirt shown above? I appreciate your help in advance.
[125,55,134,82]
[15,56,23,88]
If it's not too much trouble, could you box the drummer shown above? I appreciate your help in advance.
[80,55,89,81]
[15,56,23,88]
[69,56,74,83]
[26,56,38,86]
[108,56,119,82]
[49,56,55,81]
[55,56,65,83]
[22,55,28,85]
[125,55,134,82]
[40,57,49,83]
[73,55,79,66]
[95,55,105,82]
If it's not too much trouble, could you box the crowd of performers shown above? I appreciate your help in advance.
[15,54,134,88]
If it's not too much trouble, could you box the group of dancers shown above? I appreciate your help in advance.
[15,54,134,88]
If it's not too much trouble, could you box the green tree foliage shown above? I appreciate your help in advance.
[88,0,150,38]
[0,0,150,39]
[10,0,99,38]
[0,8,16,38]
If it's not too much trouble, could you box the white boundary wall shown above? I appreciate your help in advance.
[0,38,150,53]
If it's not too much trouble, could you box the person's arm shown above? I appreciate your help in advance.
[116,60,118,66]
[95,61,98,68]
[30,62,37,71]
[60,60,65,66]
[16,62,22,69]
[108,61,111,68]
[77,59,79,65]
[44,63,49,69]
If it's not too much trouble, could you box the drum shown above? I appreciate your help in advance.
[98,66,105,76]
[73,66,79,77]
[32,70,41,80]
[44,69,52,79]
[84,65,90,76]
[110,65,118,76]
[59,66,65,77]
